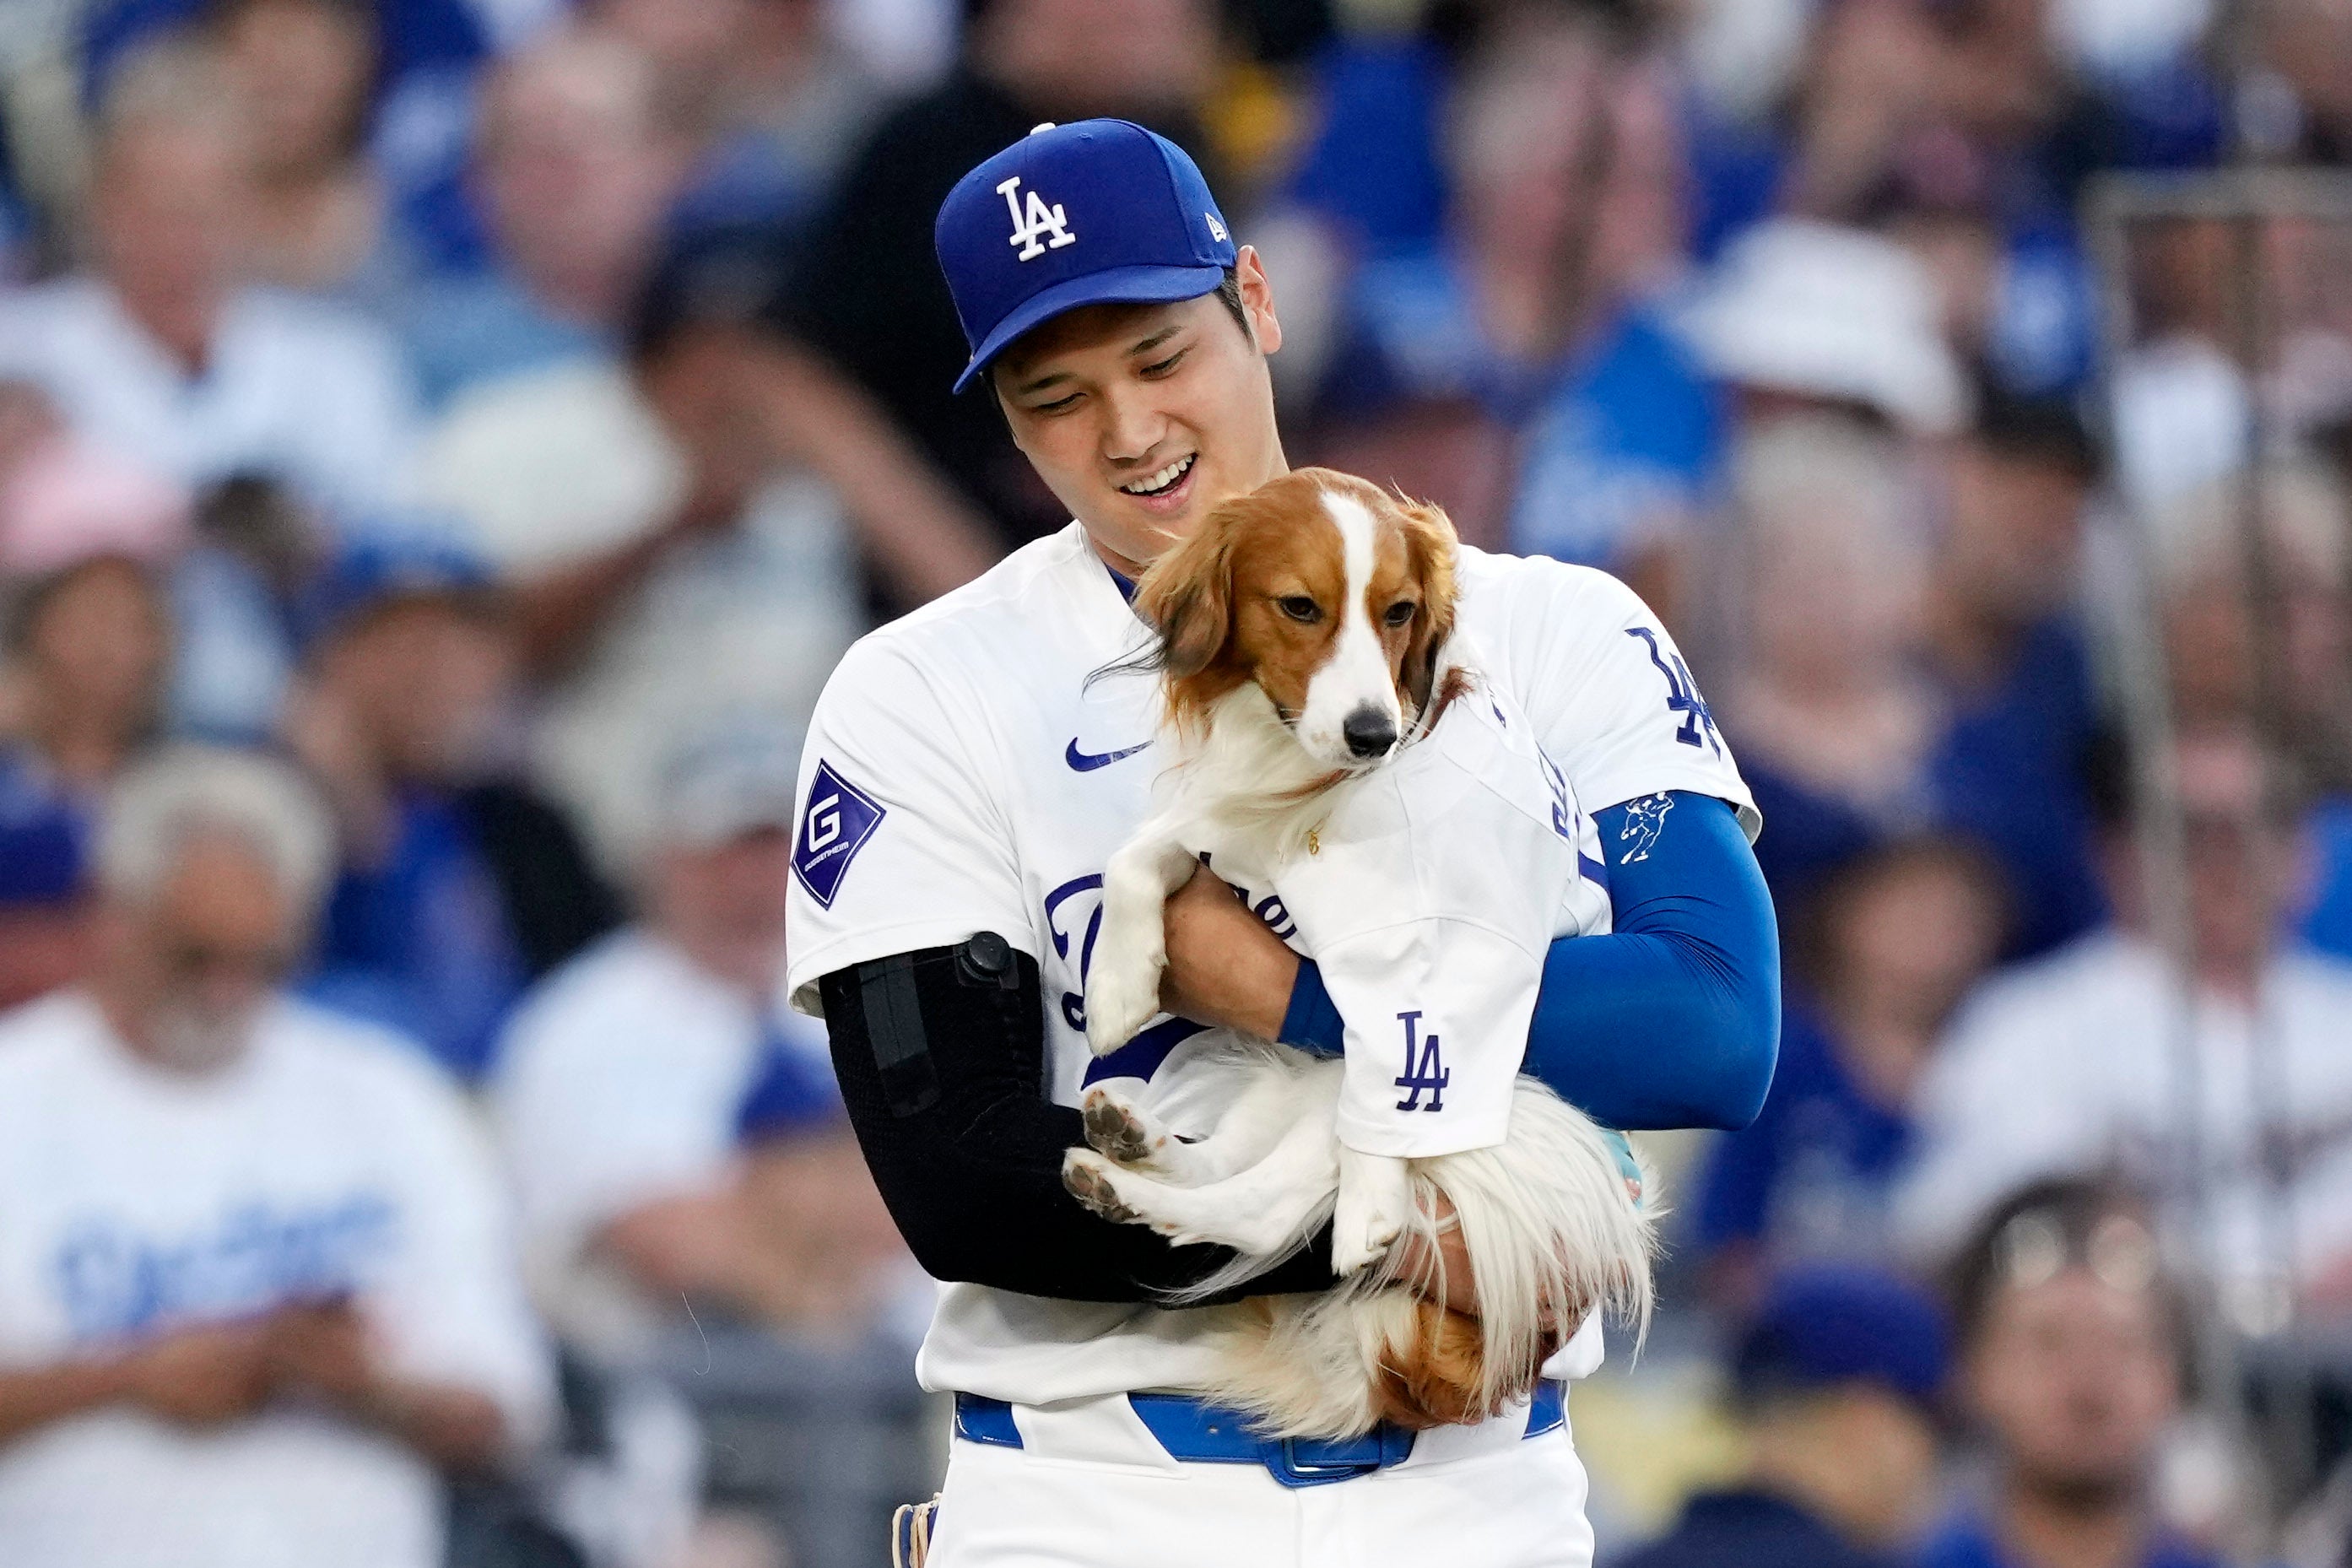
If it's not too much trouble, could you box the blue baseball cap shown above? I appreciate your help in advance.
[300,533,495,646]
[1733,1264,1950,1407]
[935,119,1237,393]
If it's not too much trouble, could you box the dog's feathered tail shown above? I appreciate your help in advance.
[1176,1078,1657,1440]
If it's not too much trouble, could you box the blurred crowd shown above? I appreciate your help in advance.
[2,0,2352,1565]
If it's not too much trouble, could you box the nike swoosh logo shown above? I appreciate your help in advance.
[1066,738,1151,771]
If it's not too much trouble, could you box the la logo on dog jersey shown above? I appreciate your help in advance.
[1393,1010,1449,1112]
[792,760,885,909]
[996,176,1076,260]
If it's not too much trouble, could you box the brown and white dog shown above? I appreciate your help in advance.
[1063,468,1654,1438]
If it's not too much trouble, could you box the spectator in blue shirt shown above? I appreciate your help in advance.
[0,765,92,1010]
[397,28,682,408]
[1920,389,2106,960]
[1305,10,1718,624]
[1697,837,2009,1312]
[1610,1265,1950,1568]
[288,537,618,1077]
[1921,1180,2220,1568]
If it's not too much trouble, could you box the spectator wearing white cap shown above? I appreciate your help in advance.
[1679,219,1970,440]
[491,720,906,1366]
[0,746,554,1568]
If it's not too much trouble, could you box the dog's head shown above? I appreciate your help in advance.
[1131,468,1459,770]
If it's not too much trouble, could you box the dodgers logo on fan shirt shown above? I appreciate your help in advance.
[54,1192,397,1342]
[997,175,1076,261]
[793,760,885,908]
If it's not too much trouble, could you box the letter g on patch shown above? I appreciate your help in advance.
[792,760,886,908]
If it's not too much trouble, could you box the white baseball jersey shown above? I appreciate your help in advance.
[785,521,1754,1407]
[0,990,553,1568]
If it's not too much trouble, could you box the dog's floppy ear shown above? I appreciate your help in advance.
[1397,498,1459,711]
[1133,501,1243,680]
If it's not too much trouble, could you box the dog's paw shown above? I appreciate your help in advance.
[1083,945,1166,1057]
[1332,1156,1413,1277]
[1061,1149,1143,1224]
[1332,1203,1407,1277]
[1081,1087,1172,1169]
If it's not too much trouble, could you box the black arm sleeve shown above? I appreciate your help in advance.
[819,938,1338,1303]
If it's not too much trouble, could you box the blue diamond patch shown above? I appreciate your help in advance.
[792,760,886,909]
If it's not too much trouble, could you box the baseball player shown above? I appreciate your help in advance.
[785,121,1780,1567]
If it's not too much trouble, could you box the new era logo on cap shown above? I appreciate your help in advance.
[935,119,1237,392]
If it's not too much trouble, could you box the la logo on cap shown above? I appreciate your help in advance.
[997,174,1075,262]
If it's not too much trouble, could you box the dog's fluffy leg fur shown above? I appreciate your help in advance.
[1062,1085,1342,1257]
[1085,827,1203,1057]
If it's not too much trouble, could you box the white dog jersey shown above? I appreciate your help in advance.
[1169,640,1614,1164]
[786,521,1754,1408]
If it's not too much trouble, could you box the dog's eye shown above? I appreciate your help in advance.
[1277,596,1322,624]
[1383,600,1417,628]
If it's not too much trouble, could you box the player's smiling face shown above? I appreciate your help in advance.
[992,246,1287,574]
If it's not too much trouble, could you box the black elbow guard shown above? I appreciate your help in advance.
[817,936,1338,1301]
[819,932,1041,1128]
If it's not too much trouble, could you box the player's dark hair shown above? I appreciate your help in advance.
[1212,266,1250,338]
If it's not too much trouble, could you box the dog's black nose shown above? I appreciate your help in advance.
[1343,707,1398,759]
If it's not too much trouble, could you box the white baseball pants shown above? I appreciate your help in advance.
[922,1395,1595,1568]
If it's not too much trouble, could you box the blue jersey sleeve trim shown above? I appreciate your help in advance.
[1279,959,1347,1057]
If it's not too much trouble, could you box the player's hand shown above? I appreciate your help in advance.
[1392,1193,1479,1317]
[1392,1194,1585,1350]
[263,1298,382,1413]
[121,1322,273,1427]
[1159,867,1299,1041]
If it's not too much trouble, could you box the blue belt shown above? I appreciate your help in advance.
[951,1382,1566,1490]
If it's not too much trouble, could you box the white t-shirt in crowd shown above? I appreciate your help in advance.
[784,521,1755,1408]
[0,991,554,1568]
[0,278,419,524]
[1895,930,2352,1291]
[490,928,834,1358]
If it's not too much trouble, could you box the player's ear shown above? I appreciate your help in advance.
[1135,506,1241,681]
[1233,246,1283,358]
[1396,497,1458,711]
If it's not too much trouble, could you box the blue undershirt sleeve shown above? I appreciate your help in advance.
[1277,791,1780,1131]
